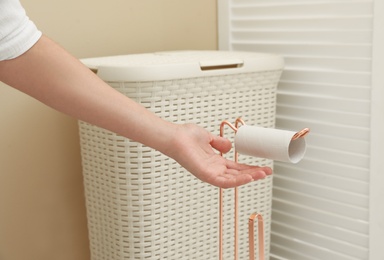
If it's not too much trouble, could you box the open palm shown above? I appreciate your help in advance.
[166,124,272,188]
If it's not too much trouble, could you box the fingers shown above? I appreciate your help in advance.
[213,171,269,189]
[225,160,272,176]
[213,174,254,189]
[210,162,272,189]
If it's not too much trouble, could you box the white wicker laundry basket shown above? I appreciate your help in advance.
[79,51,284,260]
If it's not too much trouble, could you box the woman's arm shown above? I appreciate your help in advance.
[0,35,271,188]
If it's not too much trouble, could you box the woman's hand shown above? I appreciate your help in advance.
[164,124,272,188]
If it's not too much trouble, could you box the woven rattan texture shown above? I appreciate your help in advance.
[79,70,281,260]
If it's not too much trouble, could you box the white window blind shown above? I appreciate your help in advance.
[218,1,384,259]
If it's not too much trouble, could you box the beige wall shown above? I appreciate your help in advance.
[0,1,217,259]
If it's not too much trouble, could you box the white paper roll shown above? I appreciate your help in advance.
[234,125,307,163]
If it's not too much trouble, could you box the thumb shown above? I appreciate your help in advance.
[210,135,232,154]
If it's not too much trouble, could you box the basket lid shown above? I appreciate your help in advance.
[81,50,284,82]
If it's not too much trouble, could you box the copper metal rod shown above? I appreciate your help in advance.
[233,118,245,260]
[219,187,223,260]
[249,213,264,260]
[219,118,245,260]
[292,127,310,140]
[219,120,237,260]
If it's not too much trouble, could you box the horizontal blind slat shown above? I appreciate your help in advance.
[273,175,369,208]
[232,3,372,18]
[233,30,372,44]
[270,239,361,260]
[233,0,372,6]
[277,94,370,114]
[281,70,371,86]
[273,188,368,219]
[287,159,370,181]
[270,243,355,260]
[272,210,369,247]
[278,81,371,99]
[277,105,371,128]
[283,57,372,73]
[270,222,368,259]
[271,199,369,233]
[232,43,372,58]
[233,16,373,30]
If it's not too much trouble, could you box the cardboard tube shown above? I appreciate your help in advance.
[234,125,307,163]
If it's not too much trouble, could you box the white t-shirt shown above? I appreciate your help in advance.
[0,0,42,60]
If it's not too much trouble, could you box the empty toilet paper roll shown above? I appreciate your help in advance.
[234,125,307,163]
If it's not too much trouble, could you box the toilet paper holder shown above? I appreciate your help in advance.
[218,118,309,260]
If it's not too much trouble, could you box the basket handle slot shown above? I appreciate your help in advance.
[89,68,98,74]
[200,59,244,71]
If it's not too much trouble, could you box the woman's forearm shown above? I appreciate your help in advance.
[0,35,177,154]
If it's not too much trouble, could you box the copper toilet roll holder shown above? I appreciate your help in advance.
[219,118,309,260]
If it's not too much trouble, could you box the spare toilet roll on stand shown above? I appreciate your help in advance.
[219,118,309,260]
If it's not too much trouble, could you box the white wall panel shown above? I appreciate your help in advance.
[218,0,384,259]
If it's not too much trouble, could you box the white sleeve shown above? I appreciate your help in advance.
[0,0,42,60]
